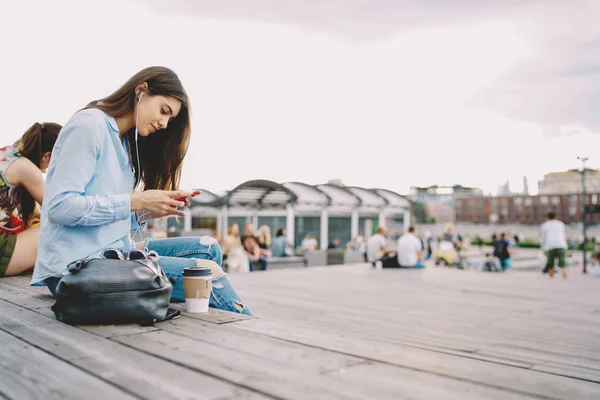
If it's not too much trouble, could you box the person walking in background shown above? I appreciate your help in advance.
[541,211,568,279]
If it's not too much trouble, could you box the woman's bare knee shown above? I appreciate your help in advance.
[5,226,40,276]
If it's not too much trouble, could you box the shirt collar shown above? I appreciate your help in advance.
[106,114,119,133]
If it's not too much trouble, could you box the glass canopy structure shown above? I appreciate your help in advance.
[183,180,412,249]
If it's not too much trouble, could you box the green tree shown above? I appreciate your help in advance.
[412,202,427,224]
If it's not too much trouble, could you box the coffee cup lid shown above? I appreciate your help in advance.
[182,267,212,277]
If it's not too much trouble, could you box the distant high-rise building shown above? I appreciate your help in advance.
[523,176,529,195]
[497,180,511,196]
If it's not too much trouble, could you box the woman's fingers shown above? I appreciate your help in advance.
[166,190,194,199]
[165,198,185,208]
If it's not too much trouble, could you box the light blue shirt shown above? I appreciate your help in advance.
[271,236,287,257]
[32,108,141,284]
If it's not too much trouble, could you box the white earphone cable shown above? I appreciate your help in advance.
[134,93,142,190]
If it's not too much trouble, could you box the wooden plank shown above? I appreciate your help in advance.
[114,328,543,400]
[0,329,137,400]
[115,330,387,400]
[232,268,600,364]
[169,303,253,324]
[3,261,599,399]
[236,290,600,363]
[156,316,368,373]
[0,299,271,400]
[0,281,54,309]
[232,281,597,328]
[227,317,600,399]
[160,317,581,400]
[235,301,600,378]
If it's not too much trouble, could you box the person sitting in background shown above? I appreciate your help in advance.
[256,225,272,257]
[367,227,391,267]
[356,233,367,262]
[346,236,360,251]
[271,228,291,257]
[222,223,250,273]
[493,232,511,271]
[397,226,425,268]
[240,221,266,269]
[301,233,318,252]
[424,230,433,259]
[435,224,460,267]
[328,239,340,249]
[243,221,256,238]
[242,234,268,271]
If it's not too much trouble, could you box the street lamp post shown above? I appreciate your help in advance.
[578,157,589,273]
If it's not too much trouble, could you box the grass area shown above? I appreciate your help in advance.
[470,238,595,251]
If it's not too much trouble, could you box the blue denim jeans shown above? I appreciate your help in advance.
[249,256,268,272]
[45,236,252,316]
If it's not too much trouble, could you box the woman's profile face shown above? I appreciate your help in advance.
[136,94,182,136]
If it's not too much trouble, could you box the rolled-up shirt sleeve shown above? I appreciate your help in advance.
[46,112,131,226]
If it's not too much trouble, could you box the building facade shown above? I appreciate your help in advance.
[408,185,483,223]
[538,169,600,195]
[455,193,600,225]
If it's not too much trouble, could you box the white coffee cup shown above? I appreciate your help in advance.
[182,263,213,313]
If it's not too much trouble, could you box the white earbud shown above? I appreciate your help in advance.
[135,92,143,141]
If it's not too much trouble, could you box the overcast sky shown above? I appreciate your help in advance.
[2,0,599,196]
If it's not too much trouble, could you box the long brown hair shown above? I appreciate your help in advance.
[12,122,62,224]
[85,66,191,191]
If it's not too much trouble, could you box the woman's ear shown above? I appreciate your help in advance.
[135,82,149,97]
[42,152,51,163]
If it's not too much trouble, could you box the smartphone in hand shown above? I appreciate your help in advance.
[174,190,201,202]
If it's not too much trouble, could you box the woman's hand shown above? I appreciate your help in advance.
[130,190,193,218]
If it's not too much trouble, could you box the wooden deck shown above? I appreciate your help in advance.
[1,262,599,399]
